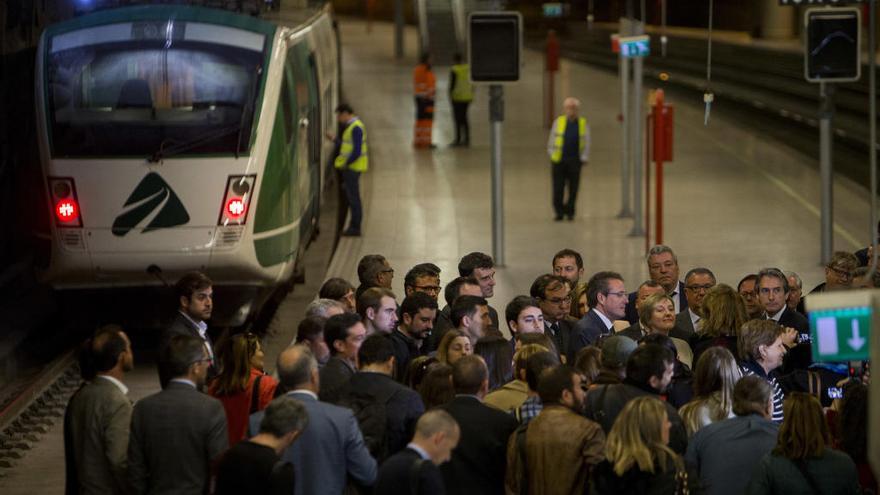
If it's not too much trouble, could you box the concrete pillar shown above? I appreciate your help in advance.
[760,0,795,39]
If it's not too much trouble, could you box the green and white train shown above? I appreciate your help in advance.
[35,3,339,325]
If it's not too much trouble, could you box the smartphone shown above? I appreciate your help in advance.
[828,387,843,400]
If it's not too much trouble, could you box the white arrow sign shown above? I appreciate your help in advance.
[848,319,866,351]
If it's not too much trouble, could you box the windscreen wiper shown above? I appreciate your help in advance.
[148,122,241,163]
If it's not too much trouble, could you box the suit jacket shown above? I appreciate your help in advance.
[543,317,575,362]
[128,381,228,495]
[440,395,518,495]
[249,391,377,495]
[618,323,645,342]
[625,281,689,324]
[389,330,422,382]
[66,377,133,495]
[374,447,445,495]
[674,310,697,340]
[336,372,425,456]
[159,313,216,385]
[571,309,613,354]
[319,356,356,402]
[424,305,454,354]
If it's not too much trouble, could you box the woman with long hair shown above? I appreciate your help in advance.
[690,284,746,366]
[592,396,694,494]
[208,332,278,445]
[474,335,514,390]
[746,392,860,494]
[437,329,472,365]
[418,363,454,409]
[678,346,740,437]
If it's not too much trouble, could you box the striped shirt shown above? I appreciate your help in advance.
[740,361,785,423]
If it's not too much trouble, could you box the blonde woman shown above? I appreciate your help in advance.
[690,284,746,366]
[679,346,740,437]
[620,293,694,368]
[592,396,694,494]
[437,329,472,365]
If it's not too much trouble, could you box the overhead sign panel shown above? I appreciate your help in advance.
[806,290,875,362]
[469,12,522,82]
[619,35,650,58]
[804,7,860,82]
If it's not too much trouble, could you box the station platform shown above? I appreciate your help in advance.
[0,15,874,495]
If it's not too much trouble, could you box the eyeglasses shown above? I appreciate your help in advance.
[685,284,714,292]
[740,291,757,300]
[381,268,395,274]
[193,356,214,366]
[603,291,627,298]
[545,296,572,306]
[829,266,853,280]
[414,285,441,293]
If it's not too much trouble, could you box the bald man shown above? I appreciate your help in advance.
[546,97,591,221]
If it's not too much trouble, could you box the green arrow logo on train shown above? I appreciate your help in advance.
[112,173,190,236]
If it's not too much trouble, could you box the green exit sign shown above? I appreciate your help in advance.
[809,306,871,362]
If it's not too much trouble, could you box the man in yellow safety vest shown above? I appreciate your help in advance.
[546,97,590,221]
[331,103,368,236]
[449,53,473,147]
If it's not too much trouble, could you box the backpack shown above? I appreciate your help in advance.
[338,386,398,462]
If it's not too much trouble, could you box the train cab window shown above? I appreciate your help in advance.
[45,21,267,158]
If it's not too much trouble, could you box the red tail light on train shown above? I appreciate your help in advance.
[218,175,256,226]
[49,177,82,227]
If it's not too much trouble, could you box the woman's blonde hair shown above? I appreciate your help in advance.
[212,332,260,396]
[437,329,467,364]
[638,293,674,330]
[679,346,741,436]
[605,396,682,476]
[700,284,747,338]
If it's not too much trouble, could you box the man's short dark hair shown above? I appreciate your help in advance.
[684,267,716,284]
[404,263,440,290]
[641,333,678,359]
[625,343,674,386]
[732,375,773,417]
[357,287,396,319]
[444,276,480,307]
[525,351,560,391]
[755,267,789,294]
[174,271,212,302]
[401,292,439,318]
[324,313,362,355]
[505,295,540,331]
[295,316,325,344]
[529,274,569,300]
[586,271,624,307]
[451,355,488,395]
[260,396,310,437]
[552,248,584,270]
[277,345,317,388]
[451,295,488,328]
[357,255,388,285]
[537,365,578,405]
[738,274,758,292]
[92,325,128,373]
[358,334,395,366]
[159,335,205,381]
[853,266,880,288]
[335,102,354,114]
[319,277,354,300]
[458,252,494,277]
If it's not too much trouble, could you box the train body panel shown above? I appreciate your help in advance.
[34,4,339,325]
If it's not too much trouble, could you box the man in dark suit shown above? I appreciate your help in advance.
[624,245,688,324]
[425,276,483,353]
[128,335,228,494]
[572,271,628,351]
[674,267,716,340]
[319,312,366,402]
[336,335,425,458]
[531,274,575,361]
[440,355,518,495]
[66,325,134,495]
[374,409,460,495]
[250,344,377,494]
[756,268,811,371]
[160,271,216,386]
[390,292,437,381]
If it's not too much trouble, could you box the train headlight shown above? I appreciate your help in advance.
[48,178,82,227]
[219,175,256,226]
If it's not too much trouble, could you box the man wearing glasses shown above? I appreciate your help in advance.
[738,274,765,320]
[756,268,809,371]
[530,274,575,362]
[572,271,628,357]
[129,335,228,494]
[404,263,442,302]
[808,251,859,295]
[675,267,716,340]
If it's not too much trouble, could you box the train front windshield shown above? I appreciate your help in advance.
[46,21,267,158]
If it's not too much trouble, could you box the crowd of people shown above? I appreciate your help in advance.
[63,245,876,494]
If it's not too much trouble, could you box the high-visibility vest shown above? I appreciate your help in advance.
[335,118,368,172]
[414,63,436,99]
[450,64,473,102]
[549,115,587,163]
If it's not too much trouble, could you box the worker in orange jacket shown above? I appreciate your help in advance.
[413,53,436,148]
